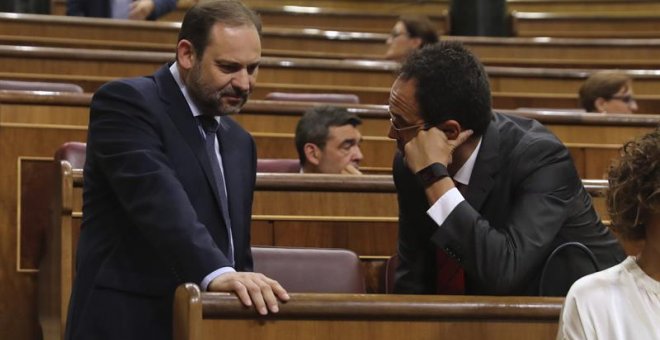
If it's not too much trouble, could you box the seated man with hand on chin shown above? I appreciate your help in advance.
[295,106,364,175]
[389,41,626,296]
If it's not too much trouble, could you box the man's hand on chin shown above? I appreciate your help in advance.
[208,272,290,315]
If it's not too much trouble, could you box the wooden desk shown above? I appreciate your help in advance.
[174,284,563,340]
[6,45,660,95]
[512,11,660,38]
[50,0,447,32]
[9,12,660,67]
[2,89,657,176]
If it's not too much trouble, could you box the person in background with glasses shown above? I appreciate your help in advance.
[557,128,659,340]
[384,15,439,62]
[389,41,625,296]
[294,106,364,175]
[579,70,639,114]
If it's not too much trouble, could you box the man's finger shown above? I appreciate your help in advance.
[342,163,362,175]
[230,279,253,307]
[245,279,268,315]
[259,282,280,313]
[452,129,474,148]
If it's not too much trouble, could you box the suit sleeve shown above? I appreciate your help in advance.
[147,0,177,20]
[432,137,579,294]
[392,152,439,294]
[87,80,230,284]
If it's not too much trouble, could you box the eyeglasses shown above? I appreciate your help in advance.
[610,95,636,105]
[389,118,429,133]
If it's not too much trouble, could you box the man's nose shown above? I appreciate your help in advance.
[232,69,251,92]
[387,126,398,140]
[353,146,364,161]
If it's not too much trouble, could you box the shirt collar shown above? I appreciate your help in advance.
[170,62,217,122]
[453,137,482,186]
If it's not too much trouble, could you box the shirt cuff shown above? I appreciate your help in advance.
[200,266,236,291]
[426,187,465,227]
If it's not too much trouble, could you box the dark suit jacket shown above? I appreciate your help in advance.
[393,112,625,296]
[67,0,176,20]
[65,65,257,340]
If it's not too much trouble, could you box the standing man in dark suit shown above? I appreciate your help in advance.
[67,0,176,20]
[66,1,289,339]
[389,41,626,296]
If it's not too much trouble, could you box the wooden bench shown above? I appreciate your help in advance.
[7,45,660,95]
[10,12,660,67]
[37,156,603,339]
[8,32,660,69]
[50,0,447,32]
[512,11,660,38]
[5,75,660,110]
[2,89,657,176]
[173,284,563,340]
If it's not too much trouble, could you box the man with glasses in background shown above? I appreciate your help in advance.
[388,41,625,296]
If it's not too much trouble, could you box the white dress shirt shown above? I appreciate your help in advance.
[426,138,482,227]
[169,62,236,290]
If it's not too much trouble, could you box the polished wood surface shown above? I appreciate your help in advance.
[2,89,656,176]
[51,0,447,32]
[513,11,660,38]
[9,33,660,69]
[50,0,660,19]
[174,284,563,340]
[6,81,660,111]
[6,45,660,95]
[10,13,660,67]
[34,160,606,340]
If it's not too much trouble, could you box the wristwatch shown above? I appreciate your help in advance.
[416,162,449,188]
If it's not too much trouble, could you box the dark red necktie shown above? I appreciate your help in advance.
[436,249,465,294]
[436,180,466,294]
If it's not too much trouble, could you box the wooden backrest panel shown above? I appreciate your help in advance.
[173,284,563,340]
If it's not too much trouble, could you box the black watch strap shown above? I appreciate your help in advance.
[416,162,449,188]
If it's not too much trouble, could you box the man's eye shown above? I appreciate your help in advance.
[219,65,239,73]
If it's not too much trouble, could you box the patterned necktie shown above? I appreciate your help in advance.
[197,115,234,265]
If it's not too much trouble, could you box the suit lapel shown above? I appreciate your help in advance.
[154,64,224,210]
[217,118,243,226]
[466,121,500,211]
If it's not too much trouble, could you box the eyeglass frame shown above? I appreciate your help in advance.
[609,94,636,105]
[389,117,430,132]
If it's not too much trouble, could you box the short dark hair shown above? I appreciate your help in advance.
[294,106,362,165]
[579,70,632,112]
[399,41,492,135]
[607,128,659,241]
[399,15,439,47]
[178,0,262,58]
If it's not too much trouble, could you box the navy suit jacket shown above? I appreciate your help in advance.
[65,65,257,340]
[67,0,176,20]
[393,112,626,296]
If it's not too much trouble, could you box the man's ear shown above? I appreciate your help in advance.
[437,120,462,140]
[303,143,322,166]
[594,97,608,113]
[176,39,196,71]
